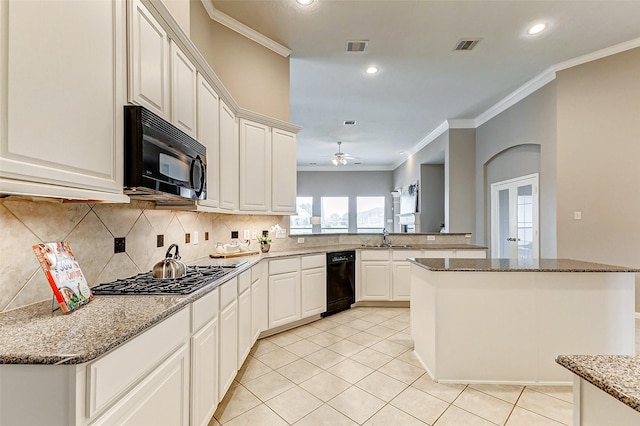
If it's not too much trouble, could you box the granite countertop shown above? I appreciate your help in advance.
[0,243,485,365]
[409,258,640,272]
[556,355,640,413]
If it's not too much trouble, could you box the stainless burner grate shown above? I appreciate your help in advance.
[91,265,230,295]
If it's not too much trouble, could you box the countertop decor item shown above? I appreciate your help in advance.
[152,244,187,279]
[32,242,93,314]
[260,242,271,253]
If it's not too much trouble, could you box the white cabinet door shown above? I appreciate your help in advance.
[237,288,252,367]
[219,299,238,398]
[239,119,271,212]
[392,262,412,301]
[92,344,190,426]
[0,0,125,196]
[191,318,218,426]
[196,74,219,208]
[251,266,268,343]
[170,41,197,137]
[219,100,239,211]
[455,250,487,259]
[360,262,390,300]
[271,128,297,213]
[129,0,169,118]
[269,271,301,329]
[301,268,326,318]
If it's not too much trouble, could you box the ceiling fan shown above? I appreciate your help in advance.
[331,141,355,166]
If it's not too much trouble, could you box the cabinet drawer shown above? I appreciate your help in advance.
[359,250,390,261]
[301,254,325,270]
[251,261,266,282]
[423,250,455,258]
[391,250,422,261]
[87,308,189,418]
[269,257,300,275]
[238,270,251,293]
[192,288,219,332]
[220,277,238,309]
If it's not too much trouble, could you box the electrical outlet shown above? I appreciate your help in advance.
[427,235,436,241]
[574,211,582,220]
[185,233,191,244]
[252,230,257,239]
[276,229,287,239]
[156,235,164,248]
[114,237,126,253]
[243,230,251,240]
[193,231,199,245]
[231,231,239,239]
[297,237,305,244]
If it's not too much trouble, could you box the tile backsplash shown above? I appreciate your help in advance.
[0,198,289,312]
[0,197,474,313]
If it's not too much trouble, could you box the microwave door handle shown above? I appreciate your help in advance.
[190,156,205,198]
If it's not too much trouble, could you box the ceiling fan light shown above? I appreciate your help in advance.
[332,158,338,166]
[340,158,347,165]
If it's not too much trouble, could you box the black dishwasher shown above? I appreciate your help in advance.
[323,251,355,317]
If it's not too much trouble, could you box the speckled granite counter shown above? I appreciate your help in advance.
[409,257,639,272]
[557,355,640,413]
[0,243,485,365]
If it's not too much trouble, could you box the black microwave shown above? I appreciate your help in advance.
[124,105,206,203]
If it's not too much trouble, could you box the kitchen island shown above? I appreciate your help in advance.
[409,258,638,385]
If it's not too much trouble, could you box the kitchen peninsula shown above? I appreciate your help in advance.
[409,258,638,385]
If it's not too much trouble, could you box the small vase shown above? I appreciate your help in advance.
[260,242,270,253]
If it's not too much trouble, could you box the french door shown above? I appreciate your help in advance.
[491,174,539,259]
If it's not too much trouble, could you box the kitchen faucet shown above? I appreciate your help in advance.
[382,228,390,247]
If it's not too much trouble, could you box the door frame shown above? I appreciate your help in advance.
[490,173,539,259]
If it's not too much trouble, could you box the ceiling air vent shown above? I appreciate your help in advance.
[346,41,368,52]
[343,120,357,125]
[454,39,481,51]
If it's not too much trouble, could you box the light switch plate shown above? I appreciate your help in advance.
[574,211,582,220]
[193,231,199,245]
[276,229,287,239]
[297,237,305,244]
[244,230,251,240]
[427,235,436,241]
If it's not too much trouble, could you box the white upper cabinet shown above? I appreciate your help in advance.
[170,41,197,137]
[128,0,170,118]
[196,74,219,208]
[219,100,239,211]
[0,0,127,201]
[271,128,297,213]
[239,119,271,212]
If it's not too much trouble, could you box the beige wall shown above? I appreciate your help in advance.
[556,48,640,271]
[447,129,476,235]
[189,0,290,121]
[162,0,190,35]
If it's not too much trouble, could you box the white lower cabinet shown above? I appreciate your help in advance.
[301,255,326,317]
[391,262,412,301]
[251,262,269,343]
[190,288,219,426]
[360,262,391,300]
[269,271,301,328]
[219,296,238,399]
[94,344,190,426]
[237,271,252,367]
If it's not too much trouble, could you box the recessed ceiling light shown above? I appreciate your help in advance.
[528,23,547,35]
[366,66,379,74]
[296,0,314,5]
[400,151,405,155]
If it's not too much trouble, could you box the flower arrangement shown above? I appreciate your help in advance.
[256,235,272,244]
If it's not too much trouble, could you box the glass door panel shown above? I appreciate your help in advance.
[491,174,539,260]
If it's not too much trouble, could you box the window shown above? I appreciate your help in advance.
[357,196,385,232]
[290,197,313,234]
[321,197,349,233]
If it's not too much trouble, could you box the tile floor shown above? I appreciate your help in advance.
[210,308,636,425]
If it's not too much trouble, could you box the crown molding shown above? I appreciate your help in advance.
[391,120,449,170]
[201,0,292,58]
[553,37,640,72]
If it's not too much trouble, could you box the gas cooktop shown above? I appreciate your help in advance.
[91,265,232,296]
